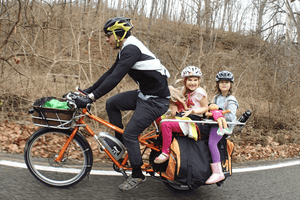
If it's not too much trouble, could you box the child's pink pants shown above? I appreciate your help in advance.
[160,121,182,154]
[159,120,222,163]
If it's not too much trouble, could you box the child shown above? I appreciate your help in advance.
[205,70,239,184]
[154,66,209,164]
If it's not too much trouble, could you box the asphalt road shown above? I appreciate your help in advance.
[0,153,299,200]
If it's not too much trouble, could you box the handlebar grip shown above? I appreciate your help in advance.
[76,87,88,96]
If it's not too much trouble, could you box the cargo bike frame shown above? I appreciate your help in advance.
[24,90,248,190]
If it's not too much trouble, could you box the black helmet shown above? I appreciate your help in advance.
[103,17,133,34]
[103,17,133,48]
[215,71,234,82]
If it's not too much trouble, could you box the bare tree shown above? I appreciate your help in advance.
[162,0,168,19]
[147,0,157,47]
[254,0,268,38]
[204,0,211,31]
[285,0,300,43]
[221,0,230,30]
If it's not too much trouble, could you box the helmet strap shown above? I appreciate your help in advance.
[112,30,128,48]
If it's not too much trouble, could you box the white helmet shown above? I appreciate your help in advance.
[181,66,202,78]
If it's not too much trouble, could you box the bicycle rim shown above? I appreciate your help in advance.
[25,128,92,187]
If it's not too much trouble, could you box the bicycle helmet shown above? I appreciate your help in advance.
[215,70,234,82]
[103,17,133,48]
[181,66,202,78]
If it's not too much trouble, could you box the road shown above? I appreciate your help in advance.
[0,153,299,200]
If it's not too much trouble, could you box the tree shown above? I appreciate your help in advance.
[253,0,268,38]
[285,0,300,43]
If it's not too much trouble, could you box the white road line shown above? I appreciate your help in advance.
[1,159,300,175]
[0,160,121,176]
[232,159,300,173]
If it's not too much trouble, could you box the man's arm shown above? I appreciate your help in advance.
[91,45,141,99]
[84,62,117,94]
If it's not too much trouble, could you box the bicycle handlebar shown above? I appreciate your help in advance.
[64,88,92,110]
[75,86,88,96]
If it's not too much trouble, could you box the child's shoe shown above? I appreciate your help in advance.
[217,128,224,136]
[223,128,232,135]
[154,152,169,164]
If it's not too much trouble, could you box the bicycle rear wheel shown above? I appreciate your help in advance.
[163,179,201,191]
[24,127,93,187]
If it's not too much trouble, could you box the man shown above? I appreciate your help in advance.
[75,17,170,191]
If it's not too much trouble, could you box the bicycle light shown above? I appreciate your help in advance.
[97,132,126,161]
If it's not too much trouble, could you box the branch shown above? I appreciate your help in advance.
[0,58,26,77]
[0,0,22,50]
[257,23,286,34]
[0,53,32,62]
[167,51,180,72]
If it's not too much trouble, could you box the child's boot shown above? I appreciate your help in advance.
[205,162,225,184]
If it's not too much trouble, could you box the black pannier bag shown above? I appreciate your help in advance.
[164,137,212,187]
[162,133,234,187]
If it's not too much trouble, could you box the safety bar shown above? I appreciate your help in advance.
[160,119,245,126]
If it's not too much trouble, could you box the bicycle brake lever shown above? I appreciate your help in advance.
[86,103,92,114]
[76,86,88,96]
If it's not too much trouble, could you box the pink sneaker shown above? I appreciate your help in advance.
[154,152,169,164]
[224,128,232,135]
[217,128,224,136]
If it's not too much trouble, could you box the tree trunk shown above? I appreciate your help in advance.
[204,0,211,32]
[221,0,229,30]
[162,0,168,19]
[256,0,268,38]
[147,0,157,47]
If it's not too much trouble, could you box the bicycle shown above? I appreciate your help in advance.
[24,88,250,190]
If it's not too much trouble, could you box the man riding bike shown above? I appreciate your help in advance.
[75,17,170,191]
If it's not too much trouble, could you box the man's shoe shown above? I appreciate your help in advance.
[118,175,146,191]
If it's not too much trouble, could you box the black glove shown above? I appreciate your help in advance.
[75,96,93,108]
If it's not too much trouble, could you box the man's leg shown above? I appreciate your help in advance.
[106,90,138,143]
[118,97,169,191]
[123,97,169,175]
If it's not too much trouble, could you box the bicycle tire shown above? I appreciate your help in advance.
[24,127,93,187]
[162,178,201,191]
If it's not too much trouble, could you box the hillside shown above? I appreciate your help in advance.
[0,2,300,163]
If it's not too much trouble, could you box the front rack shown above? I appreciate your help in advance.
[30,97,80,129]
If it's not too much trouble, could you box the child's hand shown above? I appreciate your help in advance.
[222,109,231,114]
[205,112,212,117]
[171,109,178,116]
[182,110,193,118]
[170,106,178,116]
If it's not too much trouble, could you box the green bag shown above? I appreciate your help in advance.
[43,99,70,110]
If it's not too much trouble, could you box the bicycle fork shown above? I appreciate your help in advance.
[54,127,79,162]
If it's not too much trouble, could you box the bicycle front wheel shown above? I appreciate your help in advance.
[24,128,93,187]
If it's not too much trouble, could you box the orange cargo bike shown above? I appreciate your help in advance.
[24,89,249,191]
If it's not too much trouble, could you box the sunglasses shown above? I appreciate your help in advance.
[106,32,113,38]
